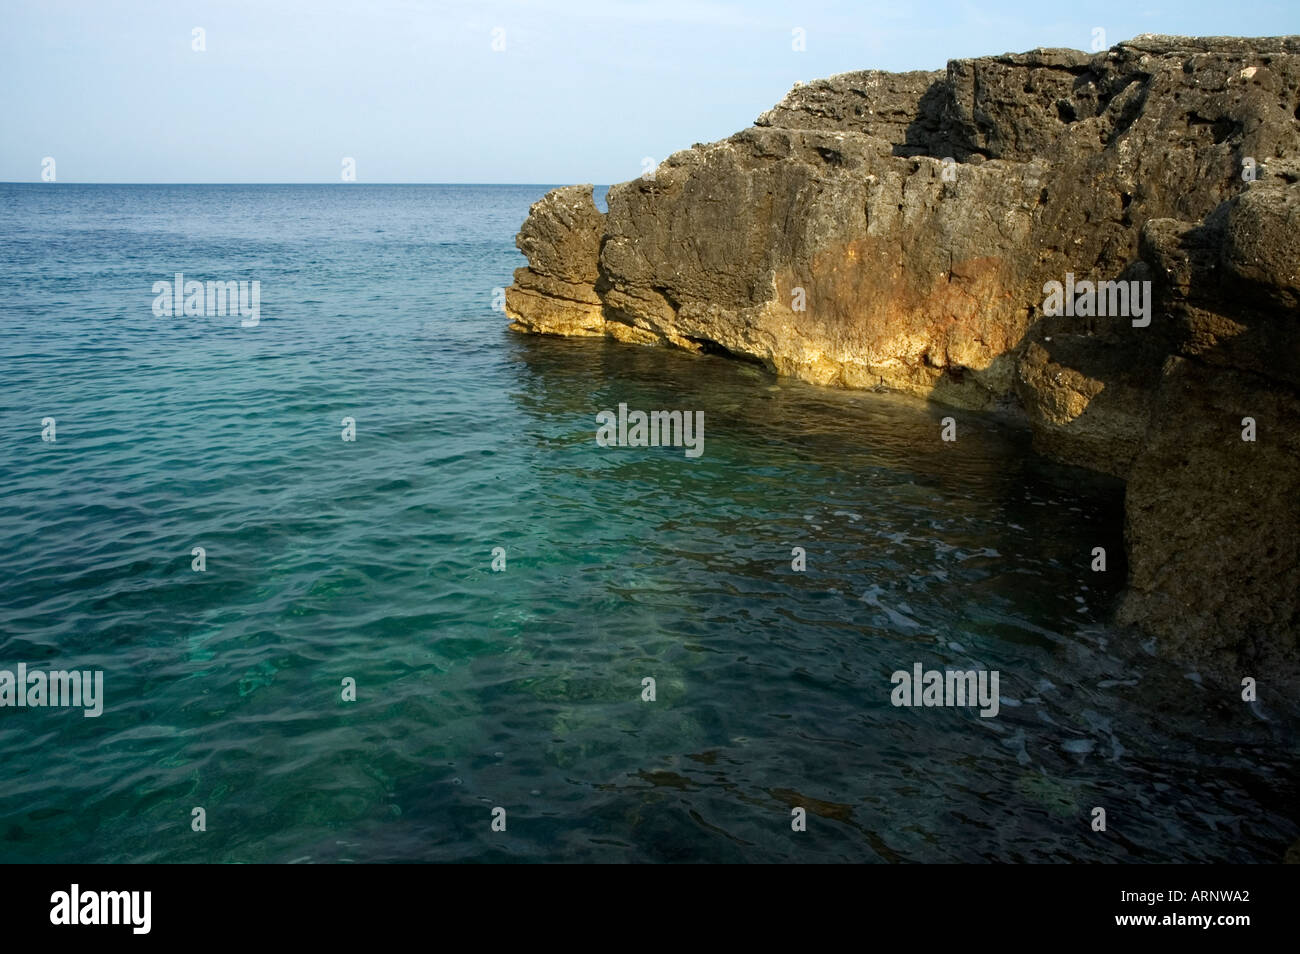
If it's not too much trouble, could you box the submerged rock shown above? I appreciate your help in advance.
[505,35,1300,683]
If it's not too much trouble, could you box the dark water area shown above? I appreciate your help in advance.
[0,183,1294,862]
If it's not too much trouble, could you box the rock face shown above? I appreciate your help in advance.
[505,35,1300,682]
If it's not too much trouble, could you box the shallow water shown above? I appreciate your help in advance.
[0,183,1294,862]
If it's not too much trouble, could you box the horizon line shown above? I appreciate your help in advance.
[0,181,608,187]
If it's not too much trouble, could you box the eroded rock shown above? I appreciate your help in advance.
[504,35,1300,680]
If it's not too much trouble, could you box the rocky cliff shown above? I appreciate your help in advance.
[505,35,1300,685]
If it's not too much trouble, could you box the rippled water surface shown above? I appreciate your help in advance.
[0,184,1295,863]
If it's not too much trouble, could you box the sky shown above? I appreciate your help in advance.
[2,0,1297,183]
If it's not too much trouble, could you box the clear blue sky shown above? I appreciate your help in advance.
[2,0,1296,183]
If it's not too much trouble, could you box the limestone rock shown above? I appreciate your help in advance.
[504,36,1300,680]
[1119,358,1300,683]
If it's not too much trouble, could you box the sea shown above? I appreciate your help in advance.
[0,183,1294,862]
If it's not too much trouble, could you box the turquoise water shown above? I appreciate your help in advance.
[0,183,1294,863]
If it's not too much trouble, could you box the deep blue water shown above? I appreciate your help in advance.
[0,183,1294,863]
